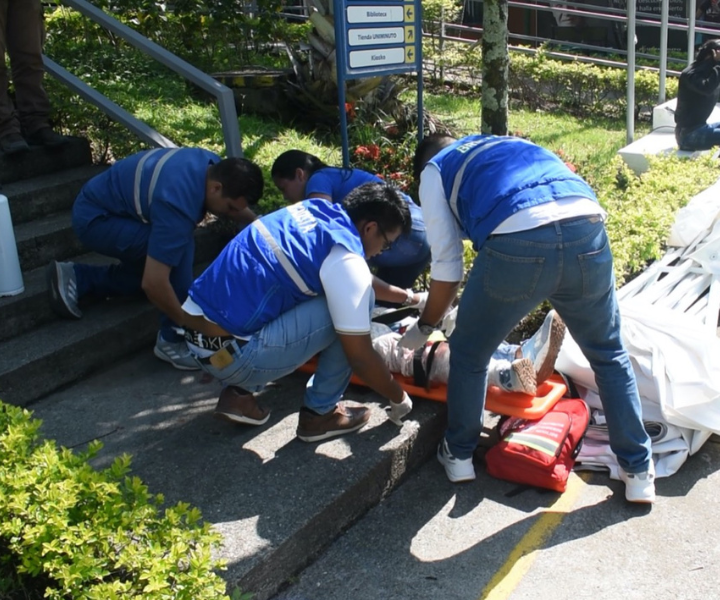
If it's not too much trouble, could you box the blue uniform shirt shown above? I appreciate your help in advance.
[79,147,218,267]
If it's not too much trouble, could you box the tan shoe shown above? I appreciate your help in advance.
[296,401,370,442]
[213,386,270,426]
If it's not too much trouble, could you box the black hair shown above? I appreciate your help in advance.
[696,38,720,63]
[342,182,412,236]
[413,133,456,180]
[208,158,264,205]
[271,150,329,180]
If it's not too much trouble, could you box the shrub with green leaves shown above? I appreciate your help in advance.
[0,402,232,600]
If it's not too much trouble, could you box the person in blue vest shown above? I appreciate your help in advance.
[181,182,417,442]
[46,147,264,371]
[398,134,656,504]
[271,150,431,292]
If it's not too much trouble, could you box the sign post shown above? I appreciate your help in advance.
[333,0,423,167]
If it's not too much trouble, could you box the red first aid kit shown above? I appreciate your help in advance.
[484,398,590,493]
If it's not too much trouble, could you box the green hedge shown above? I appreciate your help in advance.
[0,402,233,600]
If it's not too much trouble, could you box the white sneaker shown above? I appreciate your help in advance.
[153,333,200,371]
[619,460,656,504]
[437,439,476,483]
[520,310,566,384]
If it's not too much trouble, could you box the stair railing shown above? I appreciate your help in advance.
[45,0,243,157]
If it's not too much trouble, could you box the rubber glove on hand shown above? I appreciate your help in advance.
[408,291,428,312]
[386,391,413,426]
[398,321,430,350]
[441,306,458,337]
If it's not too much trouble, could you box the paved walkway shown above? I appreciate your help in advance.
[29,349,720,600]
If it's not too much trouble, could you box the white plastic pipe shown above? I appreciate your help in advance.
[0,194,24,296]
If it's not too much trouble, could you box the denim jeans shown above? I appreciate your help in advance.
[675,122,720,151]
[191,296,360,415]
[368,201,431,289]
[446,216,652,473]
[72,192,194,343]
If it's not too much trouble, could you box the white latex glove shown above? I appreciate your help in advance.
[440,306,458,337]
[385,391,413,426]
[408,291,428,312]
[397,321,430,350]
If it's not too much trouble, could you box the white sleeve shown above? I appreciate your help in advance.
[419,164,466,282]
[320,245,373,335]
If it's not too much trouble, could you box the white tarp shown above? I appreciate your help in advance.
[556,298,719,477]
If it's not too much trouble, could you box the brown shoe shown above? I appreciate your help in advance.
[296,401,370,443]
[213,386,270,426]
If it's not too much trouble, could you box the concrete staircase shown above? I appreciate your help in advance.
[0,141,228,407]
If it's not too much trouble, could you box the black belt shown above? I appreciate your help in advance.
[184,329,248,365]
[184,329,236,351]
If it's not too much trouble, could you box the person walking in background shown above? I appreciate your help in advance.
[675,39,720,151]
[0,0,70,155]
[399,133,656,504]
[271,150,431,292]
[46,147,264,371]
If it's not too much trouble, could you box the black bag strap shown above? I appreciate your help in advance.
[413,341,443,390]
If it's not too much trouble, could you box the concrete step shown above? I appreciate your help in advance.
[14,210,85,272]
[0,297,158,406]
[30,356,447,600]
[4,164,108,225]
[0,235,229,404]
[0,136,93,185]
[0,252,115,343]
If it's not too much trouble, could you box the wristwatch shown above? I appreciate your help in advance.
[417,320,436,335]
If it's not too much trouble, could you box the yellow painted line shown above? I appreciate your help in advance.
[479,472,591,600]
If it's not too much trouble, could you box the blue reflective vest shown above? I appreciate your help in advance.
[189,199,365,336]
[430,135,598,248]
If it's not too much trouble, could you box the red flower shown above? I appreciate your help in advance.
[564,161,577,173]
[345,102,356,120]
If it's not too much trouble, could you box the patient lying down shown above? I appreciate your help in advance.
[372,311,566,396]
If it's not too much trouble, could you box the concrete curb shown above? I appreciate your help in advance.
[31,354,447,600]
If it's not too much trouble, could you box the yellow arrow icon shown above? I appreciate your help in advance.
[405,6,414,21]
[405,26,415,41]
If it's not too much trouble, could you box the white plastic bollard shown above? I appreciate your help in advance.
[0,194,24,297]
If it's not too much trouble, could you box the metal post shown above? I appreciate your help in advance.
[626,0,636,145]
[334,0,350,168]
[688,3,697,66]
[659,0,669,103]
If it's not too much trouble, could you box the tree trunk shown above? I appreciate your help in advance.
[481,0,509,135]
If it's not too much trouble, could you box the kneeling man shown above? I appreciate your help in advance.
[181,183,415,441]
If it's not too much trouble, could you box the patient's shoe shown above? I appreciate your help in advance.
[489,357,537,396]
[520,310,566,384]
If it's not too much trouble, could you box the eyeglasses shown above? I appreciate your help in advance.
[378,226,393,253]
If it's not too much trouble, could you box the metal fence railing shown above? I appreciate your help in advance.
[46,0,243,157]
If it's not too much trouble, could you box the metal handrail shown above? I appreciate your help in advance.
[47,0,242,157]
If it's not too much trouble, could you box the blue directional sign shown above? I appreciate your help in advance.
[336,0,422,79]
[333,0,423,166]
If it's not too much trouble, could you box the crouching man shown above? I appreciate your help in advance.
[181,183,415,441]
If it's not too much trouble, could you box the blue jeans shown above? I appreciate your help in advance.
[447,216,652,473]
[72,192,194,343]
[675,122,720,151]
[368,202,431,289]
[191,296,360,415]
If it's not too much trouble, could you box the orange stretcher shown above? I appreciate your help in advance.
[296,358,567,419]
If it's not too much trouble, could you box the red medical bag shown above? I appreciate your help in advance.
[484,398,590,493]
